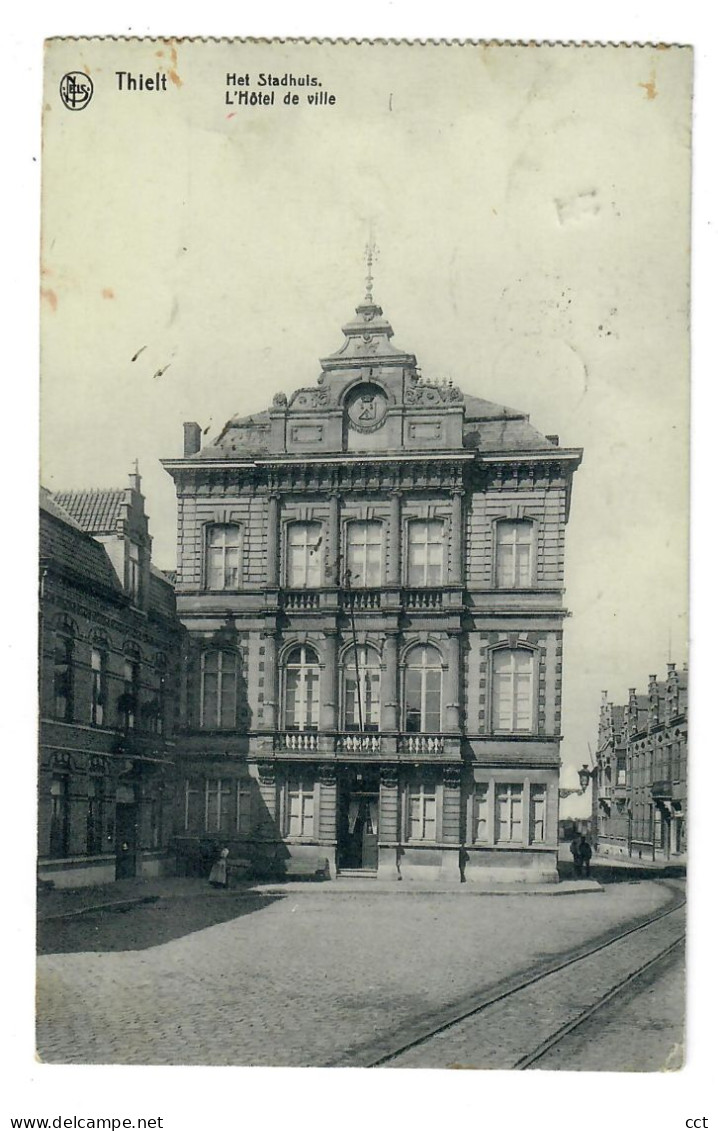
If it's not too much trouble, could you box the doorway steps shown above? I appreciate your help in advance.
[336,868,377,879]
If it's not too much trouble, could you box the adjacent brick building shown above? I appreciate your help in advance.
[164,288,582,882]
[594,663,687,861]
[38,473,182,887]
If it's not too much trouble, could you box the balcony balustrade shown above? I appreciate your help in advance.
[275,731,319,752]
[340,589,382,611]
[335,731,383,754]
[403,588,443,610]
[281,590,321,611]
[398,733,445,755]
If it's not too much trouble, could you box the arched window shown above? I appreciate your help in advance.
[286,522,323,587]
[283,645,320,731]
[346,521,383,587]
[200,650,237,729]
[206,524,241,590]
[495,520,534,588]
[49,773,70,857]
[404,645,443,733]
[342,645,381,731]
[53,628,75,721]
[491,648,534,732]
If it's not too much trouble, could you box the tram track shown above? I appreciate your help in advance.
[331,881,686,1069]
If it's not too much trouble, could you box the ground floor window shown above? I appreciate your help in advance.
[49,774,70,857]
[530,785,546,843]
[86,777,106,854]
[496,784,523,844]
[184,777,253,836]
[285,778,315,838]
[407,781,437,841]
[472,784,489,843]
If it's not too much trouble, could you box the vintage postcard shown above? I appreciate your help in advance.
[38,38,691,1071]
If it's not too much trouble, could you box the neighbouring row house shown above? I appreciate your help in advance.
[163,287,582,882]
[38,474,182,887]
[594,663,688,862]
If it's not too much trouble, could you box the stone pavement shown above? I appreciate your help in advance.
[36,879,678,1067]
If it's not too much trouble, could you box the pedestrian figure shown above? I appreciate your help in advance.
[209,847,229,888]
[570,831,583,878]
[578,835,593,877]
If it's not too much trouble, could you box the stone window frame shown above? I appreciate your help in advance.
[339,640,382,732]
[492,515,538,589]
[280,640,322,732]
[202,521,244,593]
[282,518,325,589]
[400,639,446,734]
[199,648,239,730]
[487,640,539,735]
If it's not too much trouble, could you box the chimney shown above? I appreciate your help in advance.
[184,422,202,457]
[129,458,142,493]
[667,662,676,674]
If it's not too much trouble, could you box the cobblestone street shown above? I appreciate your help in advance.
[37,879,680,1067]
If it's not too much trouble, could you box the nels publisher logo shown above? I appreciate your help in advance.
[59,72,94,111]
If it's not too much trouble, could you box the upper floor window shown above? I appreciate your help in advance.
[346,521,383,587]
[616,756,627,787]
[128,541,142,602]
[122,650,141,730]
[206,524,241,590]
[86,776,106,854]
[407,520,444,586]
[286,522,323,588]
[495,520,534,588]
[343,645,381,731]
[404,645,442,733]
[491,648,534,733]
[90,645,108,727]
[53,630,74,721]
[200,650,237,729]
[283,645,320,731]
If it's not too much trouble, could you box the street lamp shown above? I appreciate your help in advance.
[578,764,593,793]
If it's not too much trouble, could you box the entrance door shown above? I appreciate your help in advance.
[338,766,379,871]
[115,802,138,879]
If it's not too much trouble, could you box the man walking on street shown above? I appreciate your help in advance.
[578,834,593,877]
[570,831,583,878]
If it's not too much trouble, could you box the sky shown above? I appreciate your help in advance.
[40,39,691,789]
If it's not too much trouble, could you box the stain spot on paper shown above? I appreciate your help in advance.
[153,364,171,380]
[167,44,182,88]
[101,287,115,300]
[41,288,58,311]
[555,189,600,225]
[639,73,658,100]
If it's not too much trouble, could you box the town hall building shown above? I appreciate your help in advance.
[163,281,582,882]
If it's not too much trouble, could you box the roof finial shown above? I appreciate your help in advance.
[364,231,378,303]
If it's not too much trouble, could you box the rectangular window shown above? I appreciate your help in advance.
[286,779,315,837]
[90,648,106,726]
[495,521,534,588]
[287,522,323,587]
[237,781,252,835]
[346,521,383,587]
[473,784,489,843]
[150,795,163,849]
[205,779,233,832]
[407,520,444,586]
[207,524,241,590]
[184,779,202,832]
[86,777,105,854]
[616,756,627,787]
[128,542,141,602]
[123,658,140,729]
[530,785,546,843]
[496,784,523,843]
[53,636,73,721]
[491,650,533,732]
[49,774,70,857]
[200,651,237,729]
[408,782,437,841]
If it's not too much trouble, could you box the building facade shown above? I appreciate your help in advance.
[38,474,182,888]
[164,291,582,882]
[594,663,687,862]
